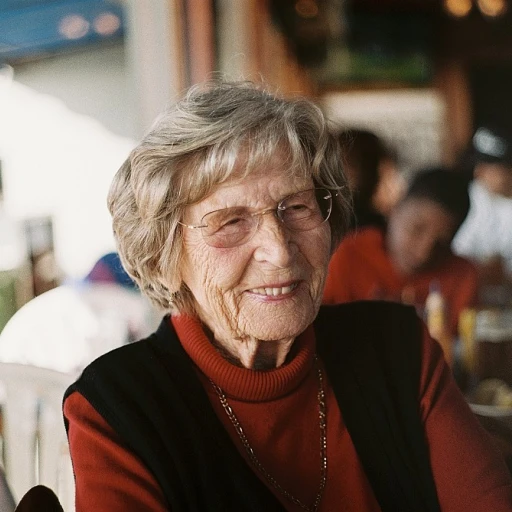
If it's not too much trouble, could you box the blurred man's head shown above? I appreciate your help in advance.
[387,168,470,276]
[468,127,512,197]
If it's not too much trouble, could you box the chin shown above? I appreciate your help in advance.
[236,286,322,340]
[244,308,316,341]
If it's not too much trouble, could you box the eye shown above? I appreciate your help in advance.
[283,197,316,218]
[206,209,252,235]
[219,216,246,228]
[286,203,309,213]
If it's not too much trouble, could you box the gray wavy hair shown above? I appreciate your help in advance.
[107,80,351,315]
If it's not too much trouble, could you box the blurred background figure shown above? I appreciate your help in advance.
[0,252,159,374]
[452,126,512,305]
[79,251,159,343]
[84,251,138,291]
[336,128,405,231]
[324,167,477,353]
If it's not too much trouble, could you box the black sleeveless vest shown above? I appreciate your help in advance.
[63,301,441,512]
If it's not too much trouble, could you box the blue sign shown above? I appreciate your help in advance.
[0,0,125,62]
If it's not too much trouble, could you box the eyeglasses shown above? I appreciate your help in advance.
[179,187,335,249]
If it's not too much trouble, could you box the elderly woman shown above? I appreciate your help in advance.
[63,81,512,512]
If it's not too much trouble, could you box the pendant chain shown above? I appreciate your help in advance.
[210,356,327,512]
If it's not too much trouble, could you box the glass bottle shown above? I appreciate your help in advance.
[425,280,453,366]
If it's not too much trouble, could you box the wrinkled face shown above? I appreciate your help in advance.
[387,198,458,276]
[178,164,332,346]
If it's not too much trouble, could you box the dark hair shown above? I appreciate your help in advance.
[404,167,471,229]
[457,126,512,178]
[336,128,394,207]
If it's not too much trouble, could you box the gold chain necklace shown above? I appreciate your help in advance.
[209,356,327,512]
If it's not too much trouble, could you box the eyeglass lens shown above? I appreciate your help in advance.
[202,188,332,248]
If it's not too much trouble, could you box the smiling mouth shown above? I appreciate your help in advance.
[248,283,299,296]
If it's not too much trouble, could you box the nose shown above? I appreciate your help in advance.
[252,211,296,267]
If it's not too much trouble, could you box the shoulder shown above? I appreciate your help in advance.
[65,316,181,401]
[331,227,384,260]
[318,300,415,318]
[445,252,478,278]
[80,331,159,378]
[469,181,495,204]
[316,301,421,354]
[63,315,202,442]
[317,302,425,409]
[345,226,383,246]
[495,195,512,219]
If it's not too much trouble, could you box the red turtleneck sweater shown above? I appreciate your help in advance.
[64,315,512,511]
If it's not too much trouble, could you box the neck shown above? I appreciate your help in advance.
[209,333,295,370]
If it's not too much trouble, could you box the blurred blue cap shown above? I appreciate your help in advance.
[85,252,137,290]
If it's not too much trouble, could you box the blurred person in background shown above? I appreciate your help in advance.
[324,167,478,338]
[84,251,138,290]
[82,251,159,343]
[336,128,405,231]
[0,251,159,374]
[452,126,512,304]
[62,82,511,511]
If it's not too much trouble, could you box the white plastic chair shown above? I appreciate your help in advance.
[0,362,74,510]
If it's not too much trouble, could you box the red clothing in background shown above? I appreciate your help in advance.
[323,227,478,336]
[64,314,511,512]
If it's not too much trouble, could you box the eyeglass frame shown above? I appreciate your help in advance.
[178,187,337,248]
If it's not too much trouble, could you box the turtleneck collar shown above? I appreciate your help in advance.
[171,314,316,402]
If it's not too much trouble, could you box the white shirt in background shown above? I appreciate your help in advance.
[452,181,512,277]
